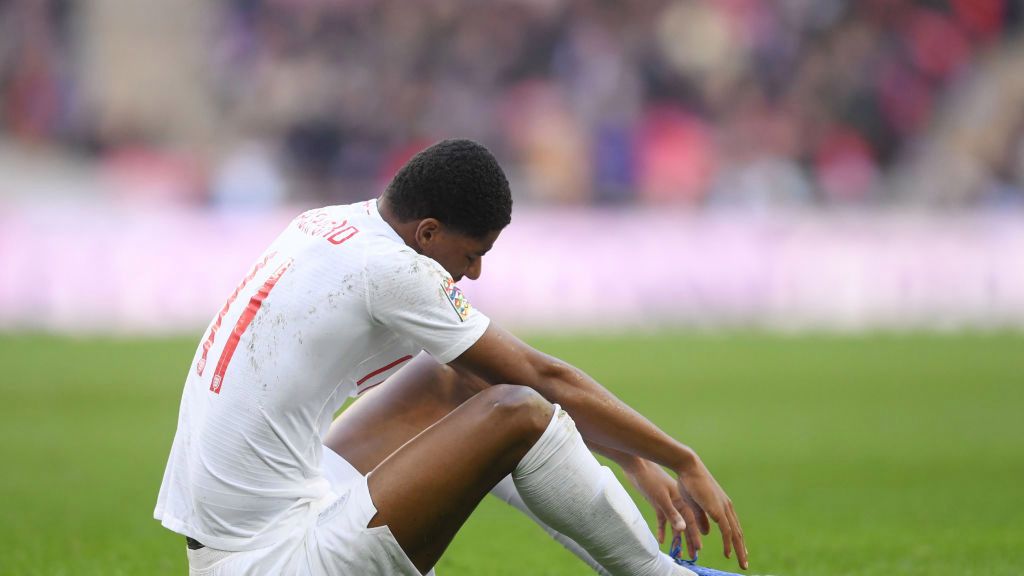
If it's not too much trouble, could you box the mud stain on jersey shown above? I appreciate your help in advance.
[341,272,358,293]
[246,327,260,373]
[326,291,342,309]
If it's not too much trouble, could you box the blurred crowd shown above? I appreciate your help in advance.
[2,0,1024,209]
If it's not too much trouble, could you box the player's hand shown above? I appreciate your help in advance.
[624,459,706,560]
[675,457,748,570]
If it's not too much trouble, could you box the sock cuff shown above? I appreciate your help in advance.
[513,403,572,477]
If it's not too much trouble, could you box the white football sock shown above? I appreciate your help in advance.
[491,475,611,575]
[512,406,694,576]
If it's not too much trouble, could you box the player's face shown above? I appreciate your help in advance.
[415,220,500,282]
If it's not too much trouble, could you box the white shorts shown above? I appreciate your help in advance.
[186,446,428,576]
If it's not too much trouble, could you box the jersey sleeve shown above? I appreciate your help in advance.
[364,250,490,364]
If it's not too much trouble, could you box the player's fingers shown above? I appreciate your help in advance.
[678,498,701,559]
[656,509,666,544]
[684,523,699,561]
[667,506,687,538]
[718,510,733,560]
[696,506,711,535]
[661,493,686,535]
[679,504,704,549]
[682,489,711,534]
[728,504,748,570]
[729,502,745,544]
[684,498,708,541]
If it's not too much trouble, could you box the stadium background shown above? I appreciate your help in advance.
[1,0,1022,574]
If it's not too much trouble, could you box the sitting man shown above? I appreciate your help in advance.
[155,139,748,575]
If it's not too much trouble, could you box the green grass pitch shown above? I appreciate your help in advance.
[1,331,1022,575]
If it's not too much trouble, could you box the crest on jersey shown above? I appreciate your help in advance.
[441,277,471,322]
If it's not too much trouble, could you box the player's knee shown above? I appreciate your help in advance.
[479,384,552,437]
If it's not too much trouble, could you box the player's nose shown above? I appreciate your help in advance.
[466,258,482,281]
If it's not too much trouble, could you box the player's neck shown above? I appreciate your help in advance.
[376,197,421,253]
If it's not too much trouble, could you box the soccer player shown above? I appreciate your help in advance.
[155,139,748,575]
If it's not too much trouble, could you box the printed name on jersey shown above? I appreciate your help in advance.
[441,277,472,322]
[295,208,360,245]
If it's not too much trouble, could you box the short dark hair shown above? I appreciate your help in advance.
[383,139,512,238]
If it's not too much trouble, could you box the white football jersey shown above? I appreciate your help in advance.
[155,199,490,551]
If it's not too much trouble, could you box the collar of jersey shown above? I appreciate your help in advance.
[367,198,408,246]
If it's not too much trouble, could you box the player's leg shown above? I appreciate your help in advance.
[359,383,694,575]
[361,383,551,572]
[324,353,482,475]
[490,475,611,575]
[324,353,608,573]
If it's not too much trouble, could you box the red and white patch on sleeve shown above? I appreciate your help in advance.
[440,277,472,322]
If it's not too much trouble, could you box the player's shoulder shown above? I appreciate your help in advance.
[365,242,449,284]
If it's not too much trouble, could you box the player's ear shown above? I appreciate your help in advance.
[414,218,443,250]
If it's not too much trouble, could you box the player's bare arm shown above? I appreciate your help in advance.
[452,324,749,570]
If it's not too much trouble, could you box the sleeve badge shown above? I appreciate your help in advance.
[440,277,472,322]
